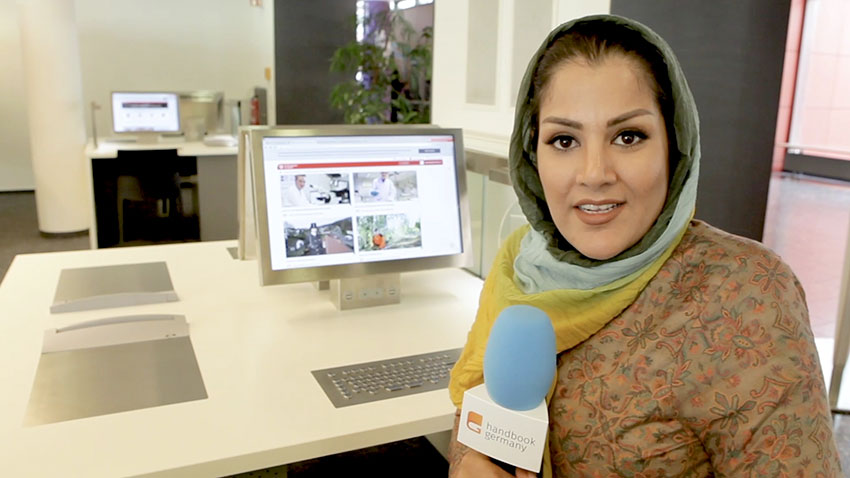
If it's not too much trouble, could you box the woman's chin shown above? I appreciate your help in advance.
[576,247,620,261]
[564,222,646,261]
[571,235,633,260]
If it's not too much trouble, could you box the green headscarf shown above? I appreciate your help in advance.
[509,15,701,292]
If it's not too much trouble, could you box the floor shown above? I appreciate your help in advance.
[0,192,90,283]
[230,437,448,478]
[762,172,850,339]
[1,172,849,474]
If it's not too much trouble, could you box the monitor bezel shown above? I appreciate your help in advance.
[110,91,182,134]
[249,124,473,286]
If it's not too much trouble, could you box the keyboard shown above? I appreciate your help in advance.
[312,348,462,408]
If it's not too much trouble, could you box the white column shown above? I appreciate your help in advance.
[829,218,850,408]
[17,0,89,234]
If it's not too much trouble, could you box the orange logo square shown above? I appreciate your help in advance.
[467,411,483,434]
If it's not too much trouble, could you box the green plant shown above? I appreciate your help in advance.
[329,10,432,124]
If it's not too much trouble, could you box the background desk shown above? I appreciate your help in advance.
[84,141,238,249]
[0,241,481,477]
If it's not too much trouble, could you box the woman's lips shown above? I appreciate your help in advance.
[574,201,625,225]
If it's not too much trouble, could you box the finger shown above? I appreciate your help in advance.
[515,468,538,478]
[456,450,517,478]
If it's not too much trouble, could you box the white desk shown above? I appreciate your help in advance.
[84,140,239,249]
[85,139,237,159]
[0,241,482,477]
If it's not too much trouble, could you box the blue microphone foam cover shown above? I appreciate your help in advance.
[483,305,556,411]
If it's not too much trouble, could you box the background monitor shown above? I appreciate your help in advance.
[178,90,224,140]
[250,125,472,286]
[111,91,181,134]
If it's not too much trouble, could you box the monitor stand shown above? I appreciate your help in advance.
[133,132,164,144]
[135,131,176,144]
[329,273,401,311]
[130,132,183,144]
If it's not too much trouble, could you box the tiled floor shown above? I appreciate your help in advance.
[230,436,448,478]
[762,172,850,339]
[834,413,850,475]
[761,172,850,417]
[0,192,89,284]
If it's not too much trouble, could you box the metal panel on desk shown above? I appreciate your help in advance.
[25,314,207,426]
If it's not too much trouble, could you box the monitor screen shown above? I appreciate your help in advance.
[111,92,181,133]
[250,125,472,285]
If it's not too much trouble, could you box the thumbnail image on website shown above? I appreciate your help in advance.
[281,173,351,207]
[353,171,418,203]
[357,213,422,252]
[283,216,354,257]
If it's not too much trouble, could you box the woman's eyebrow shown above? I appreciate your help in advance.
[607,108,653,127]
[540,116,583,129]
[541,108,654,130]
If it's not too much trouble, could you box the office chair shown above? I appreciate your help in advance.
[115,149,187,245]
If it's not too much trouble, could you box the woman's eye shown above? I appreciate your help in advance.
[613,130,647,147]
[548,135,577,150]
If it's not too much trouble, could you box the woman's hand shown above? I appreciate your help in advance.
[514,468,537,478]
[449,410,538,477]
[454,448,536,477]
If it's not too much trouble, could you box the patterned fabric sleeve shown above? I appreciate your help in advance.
[681,247,841,477]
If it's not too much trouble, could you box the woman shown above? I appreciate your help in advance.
[447,15,841,478]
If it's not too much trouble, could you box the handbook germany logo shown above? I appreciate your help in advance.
[466,411,483,434]
[465,410,536,452]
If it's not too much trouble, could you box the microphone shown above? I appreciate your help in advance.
[457,304,556,473]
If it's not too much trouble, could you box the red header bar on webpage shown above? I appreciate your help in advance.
[277,159,443,170]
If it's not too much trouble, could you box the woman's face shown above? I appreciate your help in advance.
[536,54,669,260]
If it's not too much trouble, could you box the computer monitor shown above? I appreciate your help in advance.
[249,125,472,293]
[111,92,181,141]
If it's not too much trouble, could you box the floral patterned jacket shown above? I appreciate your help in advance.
[548,220,841,477]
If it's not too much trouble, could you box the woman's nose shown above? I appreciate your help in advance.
[576,144,616,187]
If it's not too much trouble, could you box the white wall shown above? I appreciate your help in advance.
[0,0,34,191]
[0,0,275,192]
[432,0,610,156]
